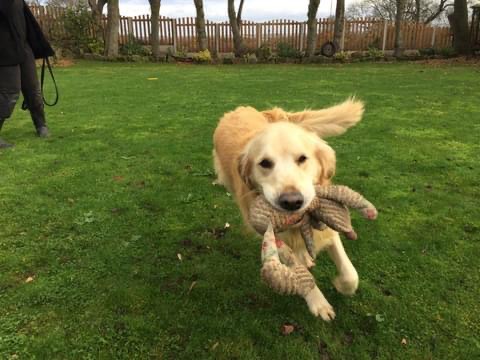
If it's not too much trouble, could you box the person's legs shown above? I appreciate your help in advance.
[20,44,49,137]
[0,65,21,148]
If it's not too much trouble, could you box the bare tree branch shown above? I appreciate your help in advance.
[236,0,245,26]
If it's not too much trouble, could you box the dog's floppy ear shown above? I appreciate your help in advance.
[316,142,336,183]
[237,152,253,189]
[288,98,364,138]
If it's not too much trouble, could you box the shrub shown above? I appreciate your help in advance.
[438,47,457,58]
[277,42,299,58]
[256,43,273,61]
[419,48,436,56]
[367,47,384,60]
[63,4,96,55]
[120,38,151,56]
[87,39,104,55]
[193,49,212,63]
[333,51,350,62]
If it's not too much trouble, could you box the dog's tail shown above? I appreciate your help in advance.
[287,98,364,138]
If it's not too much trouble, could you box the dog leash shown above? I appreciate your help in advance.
[21,57,59,110]
[40,57,59,106]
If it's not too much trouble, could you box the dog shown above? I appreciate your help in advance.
[212,99,364,321]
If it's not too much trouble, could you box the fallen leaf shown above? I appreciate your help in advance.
[224,222,230,229]
[281,324,295,335]
[134,180,146,188]
[67,198,75,203]
[211,342,219,350]
[375,314,385,322]
[147,77,158,80]
[113,175,124,182]
[226,192,231,197]
[401,338,407,345]
[25,276,34,283]
[177,253,182,261]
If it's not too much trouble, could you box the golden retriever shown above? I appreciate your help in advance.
[213,99,364,321]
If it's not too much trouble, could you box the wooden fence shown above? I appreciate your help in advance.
[30,5,451,53]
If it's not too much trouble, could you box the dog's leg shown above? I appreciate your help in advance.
[212,149,226,186]
[326,233,359,295]
[304,286,336,321]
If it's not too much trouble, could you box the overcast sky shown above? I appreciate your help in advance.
[118,0,357,20]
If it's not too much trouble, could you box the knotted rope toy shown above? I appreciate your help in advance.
[250,185,378,259]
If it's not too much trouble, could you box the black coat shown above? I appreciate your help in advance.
[0,0,54,66]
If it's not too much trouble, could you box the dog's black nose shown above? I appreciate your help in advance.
[278,192,304,211]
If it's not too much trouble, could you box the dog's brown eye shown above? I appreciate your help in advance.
[259,159,274,169]
[297,155,307,164]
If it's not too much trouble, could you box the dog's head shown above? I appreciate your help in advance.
[238,99,363,212]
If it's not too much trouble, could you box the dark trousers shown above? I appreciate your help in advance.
[0,43,45,129]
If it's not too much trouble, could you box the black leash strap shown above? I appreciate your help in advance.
[41,57,58,107]
[21,57,59,110]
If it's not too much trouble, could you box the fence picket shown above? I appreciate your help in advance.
[27,5,451,54]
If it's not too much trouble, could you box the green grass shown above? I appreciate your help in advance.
[0,61,479,359]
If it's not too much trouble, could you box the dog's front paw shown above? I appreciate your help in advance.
[333,272,359,296]
[304,287,336,321]
[313,302,336,322]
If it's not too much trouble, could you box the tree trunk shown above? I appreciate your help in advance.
[451,0,471,54]
[228,0,244,57]
[306,0,320,57]
[88,0,107,43]
[333,0,345,51]
[394,0,405,57]
[149,0,161,59]
[105,0,119,58]
[414,0,421,23]
[193,0,208,51]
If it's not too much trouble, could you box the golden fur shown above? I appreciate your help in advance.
[212,99,364,320]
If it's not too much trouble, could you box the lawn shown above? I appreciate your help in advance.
[0,61,479,359]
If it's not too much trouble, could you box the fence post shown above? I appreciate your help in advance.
[431,26,436,48]
[382,21,388,51]
[127,17,133,40]
[172,19,177,54]
[299,22,305,52]
[340,18,346,51]
[215,23,220,54]
[256,23,261,48]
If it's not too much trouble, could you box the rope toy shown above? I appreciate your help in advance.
[261,224,316,297]
[250,185,378,259]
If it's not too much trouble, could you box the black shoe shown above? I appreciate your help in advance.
[0,137,13,148]
[36,126,49,138]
